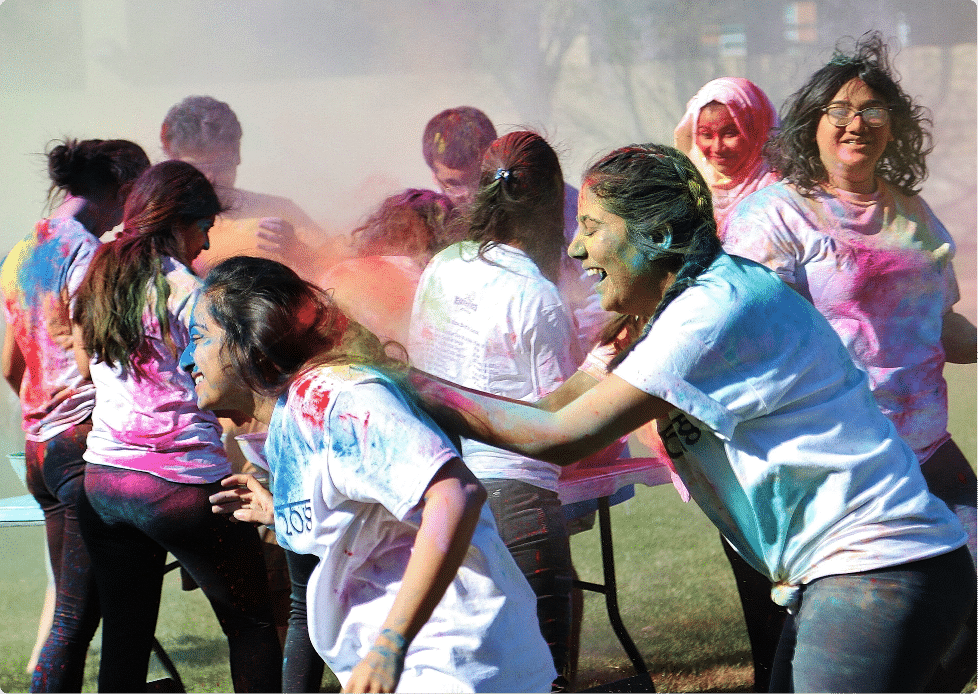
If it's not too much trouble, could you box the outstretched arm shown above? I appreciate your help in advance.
[410,368,671,465]
[344,457,486,693]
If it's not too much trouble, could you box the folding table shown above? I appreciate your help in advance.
[559,453,674,692]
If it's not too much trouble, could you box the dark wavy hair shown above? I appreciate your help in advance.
[581,144,723,365]
[46,138,149,207]
[199,256,406,398]
[462,130,566,284]
[350,188,456,264]
[74,161,222,376]
[421,106,497,170]
[765,31,932,196]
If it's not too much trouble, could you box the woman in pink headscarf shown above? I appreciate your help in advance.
[675,76,787,692]
[673,77,780,229]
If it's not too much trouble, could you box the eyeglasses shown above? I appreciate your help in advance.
[821,105,891,128]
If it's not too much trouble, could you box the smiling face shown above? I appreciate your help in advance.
[816,78,893,193]
[568,185,674,317]
[695,102,751,177]
[180,296,254,415]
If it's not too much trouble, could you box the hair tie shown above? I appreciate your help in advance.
[494,167,510,181]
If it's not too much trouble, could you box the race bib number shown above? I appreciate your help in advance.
[659,413,702,460]
[276,498,313,537]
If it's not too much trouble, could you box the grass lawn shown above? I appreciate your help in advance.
[0,363,974,693]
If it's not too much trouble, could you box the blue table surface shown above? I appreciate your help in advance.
[0,493,44,525]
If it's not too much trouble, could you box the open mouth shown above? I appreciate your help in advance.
[586,267,607,282]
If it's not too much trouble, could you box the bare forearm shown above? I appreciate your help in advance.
[534,369,599,412]
[410,368,574,461]
[380,471,485,644]
[2,329,25,394]
[410,368,652,464]
[345,462,486,692]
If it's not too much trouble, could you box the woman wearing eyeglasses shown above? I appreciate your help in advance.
[723,31,977,691]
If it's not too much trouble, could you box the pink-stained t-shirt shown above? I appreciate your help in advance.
[722,180,959,462]
[84,257,228,483]
[0,217,99,441]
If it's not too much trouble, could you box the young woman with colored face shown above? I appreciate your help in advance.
[411,143,974,693]
[0,137,149,692]
[722,33,977,691]
[183,255,556,693]
[673,76,780,229]
[71,161,282,692]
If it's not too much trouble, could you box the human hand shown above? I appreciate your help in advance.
[342,629,406,693]
[257,217,303,264]
[209,473,274,525]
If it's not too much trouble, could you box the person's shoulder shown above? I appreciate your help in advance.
[161,257,203,299]
[291,363,387,395]
[880,180,936,216]
[42,216,99,248]
[732,179,798,211]
[433,240,468,262]
[672,253,783,313]
[229,188,319,226]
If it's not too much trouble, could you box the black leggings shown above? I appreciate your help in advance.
[79,464,282,692]
[282,549,328,693]
[26,421,100,693]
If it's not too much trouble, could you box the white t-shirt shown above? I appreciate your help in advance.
[409,241,583,491]
[613,253,966,606]
[721,180,959,462]
[265,365,556,693]
[84,257,228,483]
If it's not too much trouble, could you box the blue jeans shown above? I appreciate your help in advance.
[769,546,975,692]
[79,464,282,692]
[483,479,572,681]
[26,421,100,693]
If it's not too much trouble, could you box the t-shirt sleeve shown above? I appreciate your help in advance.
[66,237,100,319]
[611,267,791,440]
[324,379,461,520]
[920,198,961,314]
[721,189,806,290]
[613,327,742,440]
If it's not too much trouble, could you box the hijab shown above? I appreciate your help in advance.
[673,77,780,228]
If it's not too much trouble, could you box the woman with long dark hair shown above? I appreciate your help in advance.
[185,255,556,693]
[408,130,583,689]
[72,160,282,692]
[412,143,974,692]
[1,137,149,692]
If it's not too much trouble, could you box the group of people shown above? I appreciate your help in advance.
[2,30,974,693]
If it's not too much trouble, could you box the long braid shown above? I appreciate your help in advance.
[649,153,722,324]
[589,144,722,369]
